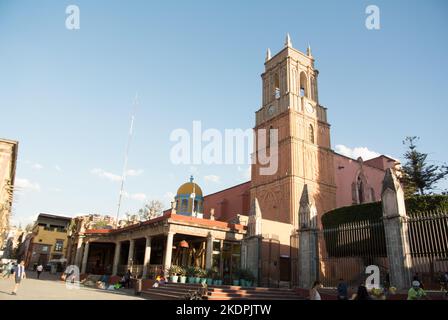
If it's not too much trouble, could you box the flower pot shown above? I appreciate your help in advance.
[206,278,213,286]
[179,276,187,284]
[245,280,253,287]
[188,276,195,284]
[240,279,246,287]
[194,277,201,284]
[200,278,207,285]
[232,280,240,286]
[170,275,179,283]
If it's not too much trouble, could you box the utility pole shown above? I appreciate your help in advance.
[115,94,139,228]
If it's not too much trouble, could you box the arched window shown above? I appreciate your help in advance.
[308,124,314,143]
[299,72,308,97]
[181,199,188,212]
[357,176,364,204]
[310,77,315,100]
[274,73,280,99]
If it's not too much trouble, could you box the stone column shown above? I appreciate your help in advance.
[142,236,152,279]
[241,198,262,286]
[74,236,84,267]
[81,241,90,274]
[298,184,319,289]
[381,168,412,290]
[112,241,121,276]
[127,239,135,269]
[163,232,175,277]
[205,233,214,270]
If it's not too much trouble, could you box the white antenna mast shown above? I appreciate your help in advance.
[115,93,139,228]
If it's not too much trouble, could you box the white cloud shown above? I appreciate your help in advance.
[126,169,143,177]
[15,178,41,192]
[121,191,147,202]
[32,163,43,170]
[49,187,62,192]
[189,166,199,175]
[335,144,381,160]
[164,192,175,201]
[91,168,144,182]
[238,165,251,180]
[91,168,122,182]
[130,193,147,202]
[55,165,62,172]
[204,175,220,183]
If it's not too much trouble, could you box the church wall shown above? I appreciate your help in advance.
[334,153,391,208]
[203,181,251,222]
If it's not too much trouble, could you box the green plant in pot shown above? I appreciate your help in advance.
[243,269,255,287]
[205,268,214,285]
[178,266,187,284]
[239,269,247,287]
[186,266,196,284]
[212,271,222,285]
[168,265,182,283]
[194,267,205,284]
[232,268,241,286]
[198,268,207,285]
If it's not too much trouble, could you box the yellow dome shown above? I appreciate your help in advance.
[176,176,203,197]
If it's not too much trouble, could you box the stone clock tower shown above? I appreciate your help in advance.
[250,35,337,231]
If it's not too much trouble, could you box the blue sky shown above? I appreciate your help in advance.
[1,0,447,226]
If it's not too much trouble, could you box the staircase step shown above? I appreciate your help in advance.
[142,282,303,300]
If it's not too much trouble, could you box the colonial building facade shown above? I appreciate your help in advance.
[69,36,399,287]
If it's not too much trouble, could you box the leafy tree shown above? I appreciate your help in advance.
[25,223,34,233]
[138,200,164,221]
[123,212,140,226]
[400,136,448,196]
[92,220,109,229]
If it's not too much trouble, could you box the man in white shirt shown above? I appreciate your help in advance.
[12,260,26,295]
[37,264,43,279]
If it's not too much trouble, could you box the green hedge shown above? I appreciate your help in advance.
[321,195,448,229]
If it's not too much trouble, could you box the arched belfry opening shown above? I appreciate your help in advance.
[274,73,280,99]
[299,72,308,97]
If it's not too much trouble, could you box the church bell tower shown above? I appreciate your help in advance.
[250,34,336,229]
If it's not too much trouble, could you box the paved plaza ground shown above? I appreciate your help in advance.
[0,271,146,300]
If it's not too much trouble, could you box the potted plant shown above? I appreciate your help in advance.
[179,266,187,284]
[186,266,196,284]
[198,268,207,285]
[232,268,241,286]
[168,265,181,283]
[239,269,247,287]
[243,269,255,287]
[194,267,203,284]
[212,272,221,286]
[206,268,215,286]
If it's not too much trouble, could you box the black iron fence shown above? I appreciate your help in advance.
[407,210,448,289]
[318,220,388,288]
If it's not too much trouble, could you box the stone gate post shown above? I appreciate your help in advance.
[381,168,412,290]
[298,184,319,289]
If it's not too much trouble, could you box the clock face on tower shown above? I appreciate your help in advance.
[305,102,314,114]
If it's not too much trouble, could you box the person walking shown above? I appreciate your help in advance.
[11,260,26,295]
[337,278,348,300]
[309,281,322,300]
[36,264,43,279]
